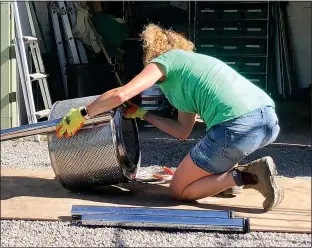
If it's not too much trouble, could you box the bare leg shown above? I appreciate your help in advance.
[169,153,237,201]
[170,153,284,211]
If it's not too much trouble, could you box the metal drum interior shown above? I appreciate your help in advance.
[47,96,140,191]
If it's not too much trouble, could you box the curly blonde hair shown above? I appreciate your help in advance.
[141,24,195,65]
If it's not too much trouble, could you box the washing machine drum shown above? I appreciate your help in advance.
[47,96,141,191]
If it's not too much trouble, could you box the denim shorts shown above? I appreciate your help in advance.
[190,106,280,174]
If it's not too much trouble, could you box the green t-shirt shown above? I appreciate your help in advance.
[150,49,275,129]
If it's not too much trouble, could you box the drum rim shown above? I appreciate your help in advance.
[113,107,141,181]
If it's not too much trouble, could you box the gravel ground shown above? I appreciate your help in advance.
[1,220,311,247]
[1,136,311,180]
[1,133,311,247]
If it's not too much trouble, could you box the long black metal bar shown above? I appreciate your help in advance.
[75,213,249,233]
[71,205,234,219]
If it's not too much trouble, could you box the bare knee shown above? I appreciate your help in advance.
[169,183,196,201]
[169,183,185,201]
[168,153,213,201]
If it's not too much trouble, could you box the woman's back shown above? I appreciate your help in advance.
[151,49,274,128]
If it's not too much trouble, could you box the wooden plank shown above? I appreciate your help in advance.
[1,168,311,233]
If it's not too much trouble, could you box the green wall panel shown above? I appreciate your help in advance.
[1,2,17,129]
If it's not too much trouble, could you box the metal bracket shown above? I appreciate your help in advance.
[113,63,122,72]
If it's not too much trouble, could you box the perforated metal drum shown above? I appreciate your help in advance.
[47,96,141,191]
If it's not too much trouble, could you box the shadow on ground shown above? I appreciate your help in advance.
[1,174,267,217]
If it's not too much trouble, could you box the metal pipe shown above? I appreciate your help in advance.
[75,213,249,232]
[268,143,312,148]
[0,114,112,142]
[71,205,234,219]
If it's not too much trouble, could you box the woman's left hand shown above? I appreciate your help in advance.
[123,104,147,120]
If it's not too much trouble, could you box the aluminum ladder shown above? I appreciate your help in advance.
[12,1,53,141]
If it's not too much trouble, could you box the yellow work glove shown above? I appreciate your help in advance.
[56,108,86,138]
[123,104,147,120]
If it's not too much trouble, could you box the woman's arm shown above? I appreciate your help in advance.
[144,111,196,141]
[86,63,164,118]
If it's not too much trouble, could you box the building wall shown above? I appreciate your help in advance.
[287,1,312,89]
[27,2,312,89]
[35,1,312,88]
[6,2,310,126]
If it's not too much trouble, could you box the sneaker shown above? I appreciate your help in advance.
[237,156,284,211]
[222,164,243,196]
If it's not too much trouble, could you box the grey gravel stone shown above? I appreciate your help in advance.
[1,136,311,180]
[1,138,50,170]
[1,220,311,247]
[139,136,312,180]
